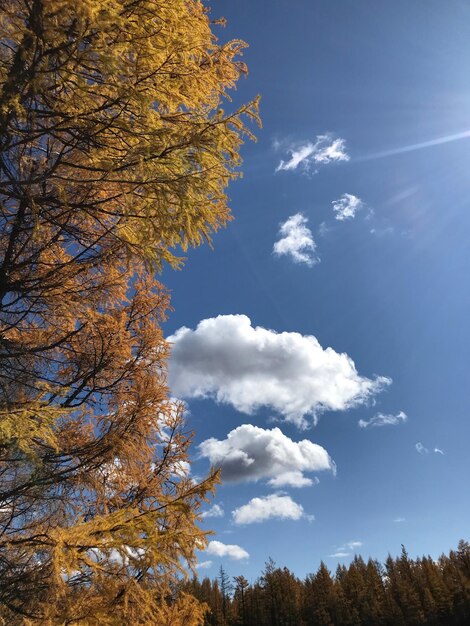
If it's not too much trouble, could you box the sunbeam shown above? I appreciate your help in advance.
[357,129,470,161]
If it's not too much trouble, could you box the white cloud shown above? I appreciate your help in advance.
[276,135,350,173]
[232,494,305,525]
[201,503,224,519]
[172,460,191,477]
[416,443,444,456]
[206,541,249,560]
[168,315,391,428]
[315,137,350,164]
[88,545,146,567]
[416,442,429,455]
[332,194,363,221]
[269,472,320,489]
[358,411,407,429]
[370,226,395,237]
[276,144,317,172]
[195,560,213,569]
[198,424,334,487]
[394,517,406,523]
[273,213,318,266]
[329,540,363,558]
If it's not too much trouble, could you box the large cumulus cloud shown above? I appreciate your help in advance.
[168,315,390,428]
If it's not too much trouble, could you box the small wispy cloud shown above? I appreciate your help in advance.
[195,560,213,569]
[329,540,363,558]
[318,221,330,238]
[201,503,224,519]
[416,442,429,455]
[416,443,444,456]
[370,226,395,237]
[393,517,406,523]
[332,194,363,221]
[276,144,317,172]
[275,135,349,173]
[358,410,407,429]
[273,213,319,266]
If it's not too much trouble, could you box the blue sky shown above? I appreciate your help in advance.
[162,1,470,581]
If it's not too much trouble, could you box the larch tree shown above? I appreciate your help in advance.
[233,575,249,626]
[0,0,259,623]
[218,565,232,624]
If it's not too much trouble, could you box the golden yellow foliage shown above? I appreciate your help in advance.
[0,0,259,268]
[0,0,259,622]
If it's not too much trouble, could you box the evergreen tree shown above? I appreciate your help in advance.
[302,562,336,626]
[441,544,470,625]
[233,575,250,626]
[218,566,233,624]
[188,540,470,626]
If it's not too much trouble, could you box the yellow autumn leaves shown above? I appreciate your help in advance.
[0,1,258,623]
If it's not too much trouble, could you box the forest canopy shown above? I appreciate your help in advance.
[184,541,470,626]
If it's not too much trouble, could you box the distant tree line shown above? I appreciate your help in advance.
[183,540,470,626]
